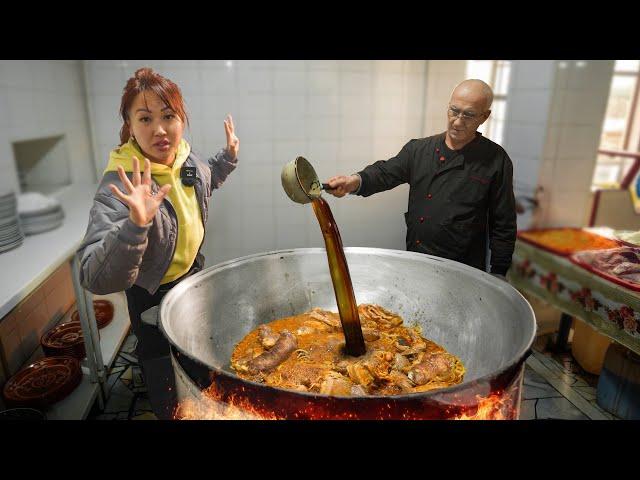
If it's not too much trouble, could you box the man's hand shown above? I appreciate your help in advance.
[324,174,361,198]
[109,156,172,227]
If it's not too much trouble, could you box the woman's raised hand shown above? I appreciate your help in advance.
[109,156,172,227]
[224,114,240,160]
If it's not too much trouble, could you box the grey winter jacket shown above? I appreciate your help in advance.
[77,148,238,295]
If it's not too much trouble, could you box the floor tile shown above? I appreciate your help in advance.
[535,397,589,420]
[573,385,597,402]
[134,394,152,413]
[520,399,537,420]
[132,412,157,420]
[523,368,562,400]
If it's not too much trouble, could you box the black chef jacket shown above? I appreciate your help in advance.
[356,132,517,275]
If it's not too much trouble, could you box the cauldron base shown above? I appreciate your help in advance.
[161,248,536,420]
[173,354,264,420]
[172,352,526,420]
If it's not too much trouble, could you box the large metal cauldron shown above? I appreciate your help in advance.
[159,248,536,419]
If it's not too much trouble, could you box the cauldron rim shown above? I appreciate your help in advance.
[160,247,536,400]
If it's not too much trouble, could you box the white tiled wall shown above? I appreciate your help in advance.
[423,60,467,136]
[84,60,427,265]
[2,60,613,269]
[538,61,614,227]
[502,60,613,229]
[501,61,556,230]
[0,61,96,195]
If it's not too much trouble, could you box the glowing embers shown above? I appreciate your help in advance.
[173,366,523,420]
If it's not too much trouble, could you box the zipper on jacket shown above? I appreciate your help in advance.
[152,158,208,291]
[193,174,206,227]
[160,195,179,282]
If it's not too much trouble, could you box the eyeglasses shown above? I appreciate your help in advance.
[447,106,482,121]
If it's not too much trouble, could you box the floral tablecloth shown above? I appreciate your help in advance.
[507,239,640,355]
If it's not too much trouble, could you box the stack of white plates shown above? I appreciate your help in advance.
[0,192,24,253]
[17,192,65,235]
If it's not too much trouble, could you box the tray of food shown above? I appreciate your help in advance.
[570,246,640,291]
[517,228,622,256]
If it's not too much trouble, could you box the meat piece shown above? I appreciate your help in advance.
[350,384,367,396]
[392,353,411,371]
[394,337,410,351]
[247,330,298,374]
[386,370,415,393]
[366,352,393,379]
[258,325,280,349]
[319,372,353,396]
[379,351,394,362]
[303,320,331,332]
[362,328,380,342]
[361,319,378,330]
[309,310,340,329]
[334,360,350,374]
[296,325,316,336]
[362,304,403,329]
[347,362,374,387]
[612,262,640,276]
[395,330,427,356]
[398,344,427,357]
[576,247,640,284]
[407,354,452,385]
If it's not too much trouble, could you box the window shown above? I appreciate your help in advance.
[592,60,640,190]
[465,60,511,145]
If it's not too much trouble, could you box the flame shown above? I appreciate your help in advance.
[175,384,282,420]
[175,376,520,420]
[453,391,514,420]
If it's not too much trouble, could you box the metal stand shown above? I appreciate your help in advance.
[70,255,106,409]
[549,312,573,353]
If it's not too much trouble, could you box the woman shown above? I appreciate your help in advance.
[77,68,240,419]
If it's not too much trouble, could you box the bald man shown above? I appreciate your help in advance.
[325,79,517,278]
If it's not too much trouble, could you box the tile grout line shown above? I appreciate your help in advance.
[525,356,609,420]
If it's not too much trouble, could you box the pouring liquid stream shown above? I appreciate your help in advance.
[311,196,366,356]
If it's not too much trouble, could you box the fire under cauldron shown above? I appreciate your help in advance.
[159,248,536,420]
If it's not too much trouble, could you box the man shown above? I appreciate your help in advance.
[325,79,517,278]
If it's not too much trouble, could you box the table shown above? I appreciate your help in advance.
[507,237,640,356]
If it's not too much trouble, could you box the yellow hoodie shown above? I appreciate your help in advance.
[105,138,204,284]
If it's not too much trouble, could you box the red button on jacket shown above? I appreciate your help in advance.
[427,193,432,199]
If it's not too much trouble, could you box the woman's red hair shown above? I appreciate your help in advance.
[119,68,189,145]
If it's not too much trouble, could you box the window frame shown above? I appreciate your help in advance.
[593,62,640,189]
